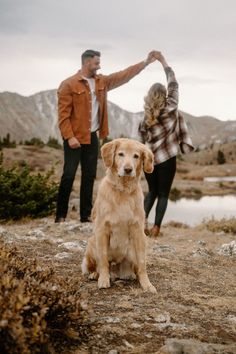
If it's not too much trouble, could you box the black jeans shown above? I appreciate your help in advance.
[144,156,176,227]
[56,132,99,220]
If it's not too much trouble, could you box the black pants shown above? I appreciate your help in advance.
[144,156,176,227]
[56,132,99,220]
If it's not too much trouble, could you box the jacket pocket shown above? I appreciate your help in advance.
[72,89,86,96]
[72,90,86,105]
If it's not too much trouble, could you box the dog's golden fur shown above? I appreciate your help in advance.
[81,138,156,293]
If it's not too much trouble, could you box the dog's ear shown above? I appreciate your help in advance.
[101,140,117,168]
[142,146,154,173]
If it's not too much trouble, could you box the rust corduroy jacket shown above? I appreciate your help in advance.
[57,61,147,144]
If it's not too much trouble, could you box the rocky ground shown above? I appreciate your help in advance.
[1,217,236,354]
[1,143,236,352]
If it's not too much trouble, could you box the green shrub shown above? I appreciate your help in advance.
[0,241,90,353]
[0,133,16,150]
[46,137,62,150]
[169,187,181,201]
[0,154,58,221]
[177,154,184,161]
[176,167,189,174]
[192,188,202,195]
[217,150,226,164]
[24,138,45,148]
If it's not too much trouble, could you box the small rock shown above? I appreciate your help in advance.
[157,338,214,354]
[130,323,142,329]
[144,315,152,321]
[53,238,64,243]
[123,339,134,349]
[227,315,236,324]
[27,229,46,238]
[0,227,7,236]
[101,316,120,324]
[66,222,93,233]
[80,223,93,233]
[58,242,83,252]
[154,313,171,323]
[217,240,236,256]
[67,223,81,232]
[153,244,175,253]
[108,350,119,354]
[79,240,87,248]
[192,247,211,258]
[197,240,206,246]
[54,252,71,259]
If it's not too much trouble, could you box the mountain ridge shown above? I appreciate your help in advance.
[1,89,236,148]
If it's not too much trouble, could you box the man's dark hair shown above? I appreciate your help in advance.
[81,49,101,64]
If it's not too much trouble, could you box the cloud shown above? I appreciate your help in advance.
[178,75,221,85]
[0,0,236,120]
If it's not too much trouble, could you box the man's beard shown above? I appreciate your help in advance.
[87,67,97,76]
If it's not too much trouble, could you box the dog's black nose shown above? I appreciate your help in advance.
[124,167,133,174]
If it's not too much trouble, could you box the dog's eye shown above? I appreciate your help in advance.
[133,154,139,159]
[118,152,124,157]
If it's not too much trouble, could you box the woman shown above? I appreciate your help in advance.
[139,51,194,237]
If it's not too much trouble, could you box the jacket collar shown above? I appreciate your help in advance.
[76,70,99,81]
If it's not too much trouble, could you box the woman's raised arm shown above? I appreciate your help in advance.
[154,52,179,112]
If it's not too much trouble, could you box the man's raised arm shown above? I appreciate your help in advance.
[103,51,157,91]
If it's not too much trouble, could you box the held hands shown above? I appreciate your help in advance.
[153,51,165,62]
[153,51,168,67]
[145,50,158,65]
[68,137,80,149]
[145,50,168,67]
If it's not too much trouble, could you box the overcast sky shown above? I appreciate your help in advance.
[0,0,235,120]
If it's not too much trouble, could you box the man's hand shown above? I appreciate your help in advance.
[144,50,157,66]
[68,137,80,149]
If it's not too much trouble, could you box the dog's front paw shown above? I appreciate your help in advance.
[98,276,110,289]
[142,282,157,294]
[88,272,99,280]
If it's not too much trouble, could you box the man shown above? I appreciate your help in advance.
[55,49,157,223]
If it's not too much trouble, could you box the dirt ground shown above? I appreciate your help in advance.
[1,217,236,354]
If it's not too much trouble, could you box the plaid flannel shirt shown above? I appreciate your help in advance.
[139,66,194,165]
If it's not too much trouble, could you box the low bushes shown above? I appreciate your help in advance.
[0,154,58,221]
[202,218,236,234]
[0,241,90,353]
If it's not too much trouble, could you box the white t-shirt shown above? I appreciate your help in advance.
[83,77,100,132]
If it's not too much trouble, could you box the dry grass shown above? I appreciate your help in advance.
[0,241,90,354]
[164,220,190,229]
[201,218,236,234]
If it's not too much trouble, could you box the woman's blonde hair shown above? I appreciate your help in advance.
[144,83,167,127]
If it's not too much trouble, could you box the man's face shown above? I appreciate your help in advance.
[85,56,101,75]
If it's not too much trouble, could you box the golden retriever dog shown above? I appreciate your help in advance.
[81,138,157,293]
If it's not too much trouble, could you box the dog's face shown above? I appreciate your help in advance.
[101,138,154,177]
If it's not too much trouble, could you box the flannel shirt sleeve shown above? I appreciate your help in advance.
[164,67,179,113]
